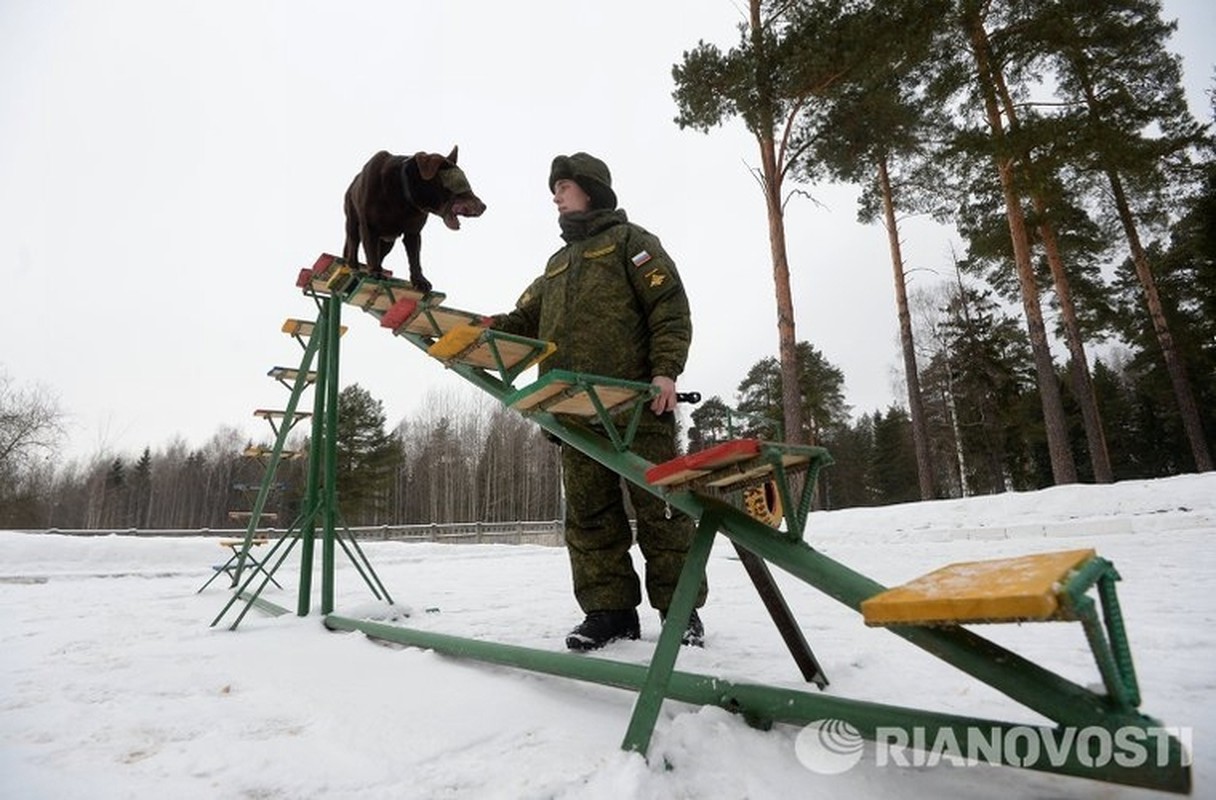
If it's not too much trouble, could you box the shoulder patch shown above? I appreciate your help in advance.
[631,250,652,268]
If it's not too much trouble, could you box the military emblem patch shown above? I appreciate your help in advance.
[645,269,666,288]
[631,250,652,267]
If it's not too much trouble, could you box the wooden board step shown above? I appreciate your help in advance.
[296,253,360,295]
[243,445,307,460]
[296,253,443,306]
[505,369,654,419]
[252,409,312,421]
[267,367,317,384]
[253,409,312,421]
[380,297,486,339]
[344,278,440,315]
[860,549,1098,626]
[428,324,555,375]
[281,318,347,338]
[227,511,278,521]
[645,439,828,492]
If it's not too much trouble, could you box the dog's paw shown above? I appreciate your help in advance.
[410,274,433,294]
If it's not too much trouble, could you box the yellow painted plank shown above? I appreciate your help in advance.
[428,325,556,373]
[861,548,1096,625]
[281,319,347,338]
[428,324,485,360]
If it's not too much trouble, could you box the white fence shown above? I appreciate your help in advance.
[32,520,566,547]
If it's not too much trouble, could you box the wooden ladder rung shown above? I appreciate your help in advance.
[506,370,651,419]
[281,318,347,338]
[296,253,347,295]
[253,409,313,420]
[428,324,555,374]
[243,445,307,460]
[645,439,823,492]
[267,367,317,384]
[345,278,441,315]
[227,511,278,521]
[381,298,484,338]
[646,439,762,487]
[219,536,270,546]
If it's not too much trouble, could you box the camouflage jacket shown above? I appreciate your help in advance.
[492,209,691,383]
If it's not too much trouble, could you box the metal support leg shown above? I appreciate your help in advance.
[621,511,720,755]
[321,294,343,614]
[733,543,828,688]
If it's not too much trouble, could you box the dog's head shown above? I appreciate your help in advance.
[413,146,487,230]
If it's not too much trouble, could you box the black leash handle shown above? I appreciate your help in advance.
[676,391,702,404]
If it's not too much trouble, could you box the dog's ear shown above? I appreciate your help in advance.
[414,152,444,181]
[447,146,459,164]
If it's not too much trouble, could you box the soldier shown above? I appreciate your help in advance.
[491,152,707,650]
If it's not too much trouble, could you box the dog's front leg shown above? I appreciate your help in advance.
[402,231,431,293]
[359,223,385,276]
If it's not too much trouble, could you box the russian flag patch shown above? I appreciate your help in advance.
[631,250,652,267]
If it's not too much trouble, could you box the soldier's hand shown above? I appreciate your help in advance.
[650,376,677,415]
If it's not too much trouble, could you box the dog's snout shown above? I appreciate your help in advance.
[456,197,487,216]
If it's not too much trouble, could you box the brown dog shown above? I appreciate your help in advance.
[343,147,486,293]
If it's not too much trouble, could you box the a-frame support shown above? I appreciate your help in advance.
[210,283,392,629]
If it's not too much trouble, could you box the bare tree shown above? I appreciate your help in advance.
[0,370,66,525]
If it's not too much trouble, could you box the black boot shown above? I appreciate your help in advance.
[566,609,640,651]
[660,609,705,647]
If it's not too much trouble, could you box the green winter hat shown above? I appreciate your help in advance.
[548,152,617,210]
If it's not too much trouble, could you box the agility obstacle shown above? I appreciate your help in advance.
[214,254,1191,794]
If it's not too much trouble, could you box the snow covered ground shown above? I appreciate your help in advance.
[2,473,1213,799]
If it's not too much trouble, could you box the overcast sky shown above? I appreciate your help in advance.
[1,1,1212,462]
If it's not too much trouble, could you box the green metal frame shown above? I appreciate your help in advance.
[230,262,1191,794]
[211,285,393,630]
[1058,557,1141,711]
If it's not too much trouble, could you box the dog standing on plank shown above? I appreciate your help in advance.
[343,147,486,293]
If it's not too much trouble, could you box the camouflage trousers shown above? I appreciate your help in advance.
[561,419,708,613]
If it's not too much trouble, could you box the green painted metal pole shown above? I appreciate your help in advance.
[297,302,331,616]
[621,511,719,753]
[321,293,343,614]
[322,615,1190,794]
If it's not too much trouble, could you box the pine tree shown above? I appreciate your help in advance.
[673,0,892,444]
[335,384,402,525]
[871,406,920,504]
[1036,0,1211,470]
[796,0,949,499]
[735,342,848,446]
